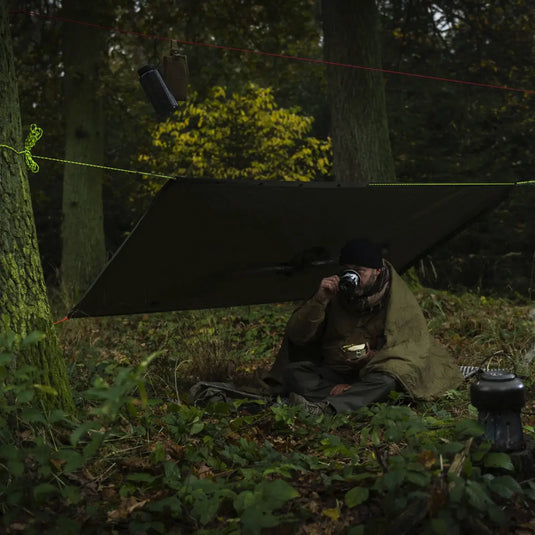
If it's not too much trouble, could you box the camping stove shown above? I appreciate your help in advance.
[470,370,526,452]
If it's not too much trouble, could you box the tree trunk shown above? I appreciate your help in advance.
[61,1,109,303]
[0,3,73,412]
[322,0,395,184]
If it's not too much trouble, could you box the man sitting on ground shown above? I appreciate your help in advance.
[264,238,463,415]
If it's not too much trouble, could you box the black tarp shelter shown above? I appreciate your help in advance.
[69,179,513,318]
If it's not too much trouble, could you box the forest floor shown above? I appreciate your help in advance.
[3,284,535,534]
[56,285,535,427]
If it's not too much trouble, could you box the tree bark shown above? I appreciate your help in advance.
[0,3,73,411]
[61,1,109,303]
[322,0,395,184]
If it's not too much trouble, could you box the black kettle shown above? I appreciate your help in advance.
[470,370,526,452]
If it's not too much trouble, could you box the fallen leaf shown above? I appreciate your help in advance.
[322,507,340,521]
[107,496,149,522]
[50,458,65,471]
[417,449,437,469]
[118,456,152,470]
[7,523,28,532]
[195,463,214,479]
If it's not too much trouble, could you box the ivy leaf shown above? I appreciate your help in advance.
[191,491,224,526]
[240,506,278,534]
[454,419,485,438]
[523,481,535,501]
[187,476,236,526]
[55,449,84,474]
[33,483,58,503]
[471,440,492,461]
[162,460,182,490]
[190,421,205,435]
[259,479,299,507]
[483,452,514,471]
[488,475,522,499]
[61,485,82,505]
[7,459,25,477]
[383,468,405,490]
[0,352,13,366]
[438,440,465,456]
[82,431,105,459]
[70,421,98,447]
[147,496,182,518]
[448,474,466,503]
[405,470,431,487]
[1,444,25,477]
[17,388,35,403]
[126,472,158,484]
[0,444,21,461]
[345,486,369,508]
[21,406,46,423]
[488,504,507,525]
[47,409,68,424]
[235,489,256,512]
[465,480,494,511]
[429,517,451,534]
[234,480,299,535]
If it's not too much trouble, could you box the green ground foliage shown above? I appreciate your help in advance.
[2,287,535,534]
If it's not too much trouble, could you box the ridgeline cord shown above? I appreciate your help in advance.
[33,154,183,182]
[10,8,535,95]
[0,124,182,181]
[3,125,535,187]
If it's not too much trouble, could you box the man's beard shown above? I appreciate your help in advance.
[352,275,379,297]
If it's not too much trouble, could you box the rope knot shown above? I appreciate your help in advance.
[0,123,43,173]
[23,124,43,173]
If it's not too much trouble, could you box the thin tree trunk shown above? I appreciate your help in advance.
[322,0,395,184]
[0,2,73,411]
[61,1,109,303]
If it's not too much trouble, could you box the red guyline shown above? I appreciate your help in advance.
[53,316,69,325]
[12,8,535,95]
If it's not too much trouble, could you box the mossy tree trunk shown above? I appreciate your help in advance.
[322,0,395,184]
[61,1,110,304]
[0,3,74,412]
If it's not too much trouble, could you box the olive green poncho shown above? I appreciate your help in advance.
[362,265,463,399]
[265,263,463,400]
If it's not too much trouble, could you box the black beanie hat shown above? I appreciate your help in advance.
[339,238,382,268]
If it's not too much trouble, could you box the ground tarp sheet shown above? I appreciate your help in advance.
[70,179,513,317]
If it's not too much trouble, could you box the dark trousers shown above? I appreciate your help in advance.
[282,361,400,413]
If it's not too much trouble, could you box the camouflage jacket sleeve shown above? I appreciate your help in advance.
[285,297,327,346]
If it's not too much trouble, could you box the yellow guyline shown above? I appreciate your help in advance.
[33,154,181,181]
[2,124,535,186]
[369,181,535,186]
[0,123,179,181]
